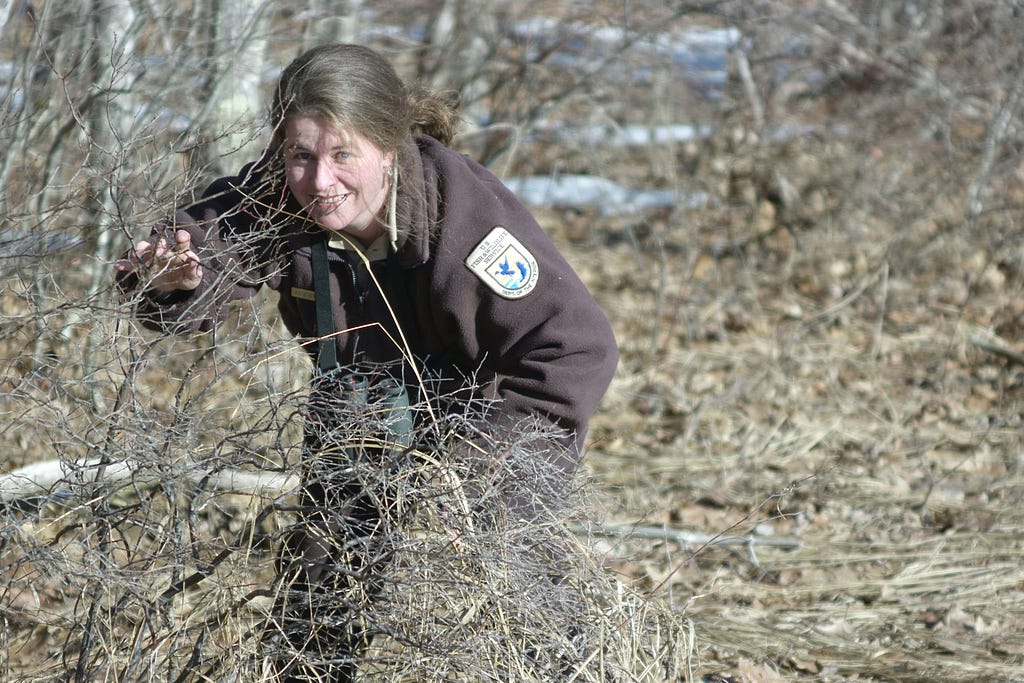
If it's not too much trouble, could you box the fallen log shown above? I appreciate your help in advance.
[0,458,300,504]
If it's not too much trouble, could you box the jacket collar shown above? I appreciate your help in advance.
[390,136,436,268]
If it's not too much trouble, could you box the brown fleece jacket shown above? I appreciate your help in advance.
[118,136,618,461]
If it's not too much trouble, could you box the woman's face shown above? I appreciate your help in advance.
[283,114,393,245]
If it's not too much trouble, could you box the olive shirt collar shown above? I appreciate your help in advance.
[327,231,390,262]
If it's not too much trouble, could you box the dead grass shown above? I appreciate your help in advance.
[562,105,1024,680]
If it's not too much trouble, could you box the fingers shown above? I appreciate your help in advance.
[116,232,202,292]
[155,235,203,291]
[173,229,193,251]
[114,239,155,273]
[169,231,203,287]
[173,247,203,291]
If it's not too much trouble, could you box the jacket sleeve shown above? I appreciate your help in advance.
[428,164,619,461]
[116,165,278,334]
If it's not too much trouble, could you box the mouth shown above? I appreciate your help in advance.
[312,193,350,208]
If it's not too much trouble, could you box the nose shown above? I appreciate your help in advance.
[312,160,335,193]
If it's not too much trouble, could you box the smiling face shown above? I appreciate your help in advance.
[283,114,393,245]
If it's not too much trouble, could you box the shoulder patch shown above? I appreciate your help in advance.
[464,226,539,299]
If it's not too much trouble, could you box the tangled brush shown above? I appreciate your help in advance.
[2,369,693,682]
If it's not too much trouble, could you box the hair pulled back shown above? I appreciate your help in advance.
[270,43,461,154]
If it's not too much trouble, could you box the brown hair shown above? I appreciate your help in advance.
[270,43,462,155]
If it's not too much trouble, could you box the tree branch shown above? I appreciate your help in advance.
[0,458,299,504]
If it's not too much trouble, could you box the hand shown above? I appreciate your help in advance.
[116,229,203,293]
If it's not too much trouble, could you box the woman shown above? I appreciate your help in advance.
[117,43,618,680]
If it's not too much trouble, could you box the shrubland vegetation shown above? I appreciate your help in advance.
[2,1,1023,681]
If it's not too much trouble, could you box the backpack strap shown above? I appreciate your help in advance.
[310,239,337,374]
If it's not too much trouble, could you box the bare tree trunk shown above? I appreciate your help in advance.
[75,0,138,366]
[309,0,362,45]
[190,0,270,178]
[421,0,494,125]
[0,0,15,38]
[210,0,268,162]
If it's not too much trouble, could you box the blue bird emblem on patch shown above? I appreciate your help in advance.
[493,252,532,291]
[465,227,540,299]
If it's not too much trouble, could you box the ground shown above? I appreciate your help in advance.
[554,100,1024,681]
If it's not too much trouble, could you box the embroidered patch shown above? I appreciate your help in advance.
[465,226,539,299]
